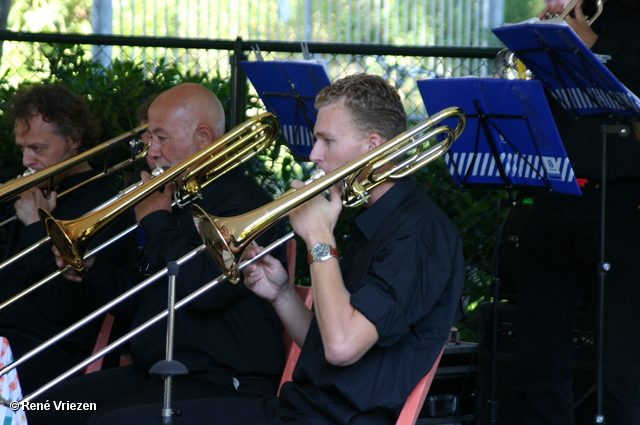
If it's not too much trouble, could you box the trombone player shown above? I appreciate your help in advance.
[84,74,466,425]
[0,84,139,394]
[29,83,286,425]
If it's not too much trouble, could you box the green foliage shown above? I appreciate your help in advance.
[503,0,546,24]
[0,44,236,182]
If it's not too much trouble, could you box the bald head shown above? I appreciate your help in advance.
[145,83,226,170]
[150,83,225,139]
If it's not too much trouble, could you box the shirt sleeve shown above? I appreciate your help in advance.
[350,232,454,347]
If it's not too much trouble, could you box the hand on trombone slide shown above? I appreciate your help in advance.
[242,244,290,304]
[14,186,57,226]
[51,244,94,283]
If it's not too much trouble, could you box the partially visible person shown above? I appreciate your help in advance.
[27,83,286,425]
[0,83,139,394]
[83,73,466,425]
[514,1,640,424]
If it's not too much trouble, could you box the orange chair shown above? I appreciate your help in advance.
[395,342,447,425]
[278,284,313,394]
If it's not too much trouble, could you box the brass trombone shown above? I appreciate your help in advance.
[41,112,280,274]
[0,113,278,313]
[0,125,148,206]
[193,106,467,283]
[0,143,150,274]
[555,0,603,24]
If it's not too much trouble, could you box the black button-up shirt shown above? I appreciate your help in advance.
[0,168,139,357]
[280,177,465,424]
[84,167,286,381]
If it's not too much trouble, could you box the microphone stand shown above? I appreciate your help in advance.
[149,261,188,425]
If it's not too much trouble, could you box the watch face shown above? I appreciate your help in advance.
[313,243,331,259]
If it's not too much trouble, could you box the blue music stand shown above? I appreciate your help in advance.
[493,21,640,118]
[418,77,581,195]
[420,76,582,425]
[493,20,639,425]
[241,60,331,159]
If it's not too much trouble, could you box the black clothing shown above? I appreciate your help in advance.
[87,177,466,425]
[28,167,286,425]
[0,169,138,394]
[282,177,465,424]
[514,2,640,424]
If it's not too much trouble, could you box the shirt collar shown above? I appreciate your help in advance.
[350,178,416,241]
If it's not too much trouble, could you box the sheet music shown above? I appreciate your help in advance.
[418,77,581,195]
[493,22,640,117]
[242,60,331,158]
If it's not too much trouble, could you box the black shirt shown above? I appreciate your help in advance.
[549,0,640,180]
[280,178,465,424]
[0,168,139,357]
[84,167,286,379]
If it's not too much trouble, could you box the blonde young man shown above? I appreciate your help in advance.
[89,74,465,425]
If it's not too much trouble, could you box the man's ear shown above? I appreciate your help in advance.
[69,138,82,152]
[196,125,215,148]
[367,133,385,151]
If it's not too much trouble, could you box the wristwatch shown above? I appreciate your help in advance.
[307,242,339,264]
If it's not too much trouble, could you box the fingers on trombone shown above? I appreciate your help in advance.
[51,245,85,282]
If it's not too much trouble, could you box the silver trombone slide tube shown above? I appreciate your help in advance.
[0,223,139,311]
[3,231,294,406]
[0,243,208,406]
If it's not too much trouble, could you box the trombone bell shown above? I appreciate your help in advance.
[193,205,242,283]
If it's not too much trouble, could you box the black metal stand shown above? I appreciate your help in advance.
[149,261,188,425]
[594,124,630,425]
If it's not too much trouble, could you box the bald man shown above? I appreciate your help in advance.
[28,83,286,425]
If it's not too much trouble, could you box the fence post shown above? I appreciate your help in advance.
[229,36,248,129]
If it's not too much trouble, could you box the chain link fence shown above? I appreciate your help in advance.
[0,33,510,331]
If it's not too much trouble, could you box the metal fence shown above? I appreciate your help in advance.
[104,0,503,46]
[0,31,508,316]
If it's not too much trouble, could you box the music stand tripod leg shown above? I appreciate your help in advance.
[149,261,188,425]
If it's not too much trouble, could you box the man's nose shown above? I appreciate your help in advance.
[147,138,162,160]
[308,143,322,164]
[22,151,37,168]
